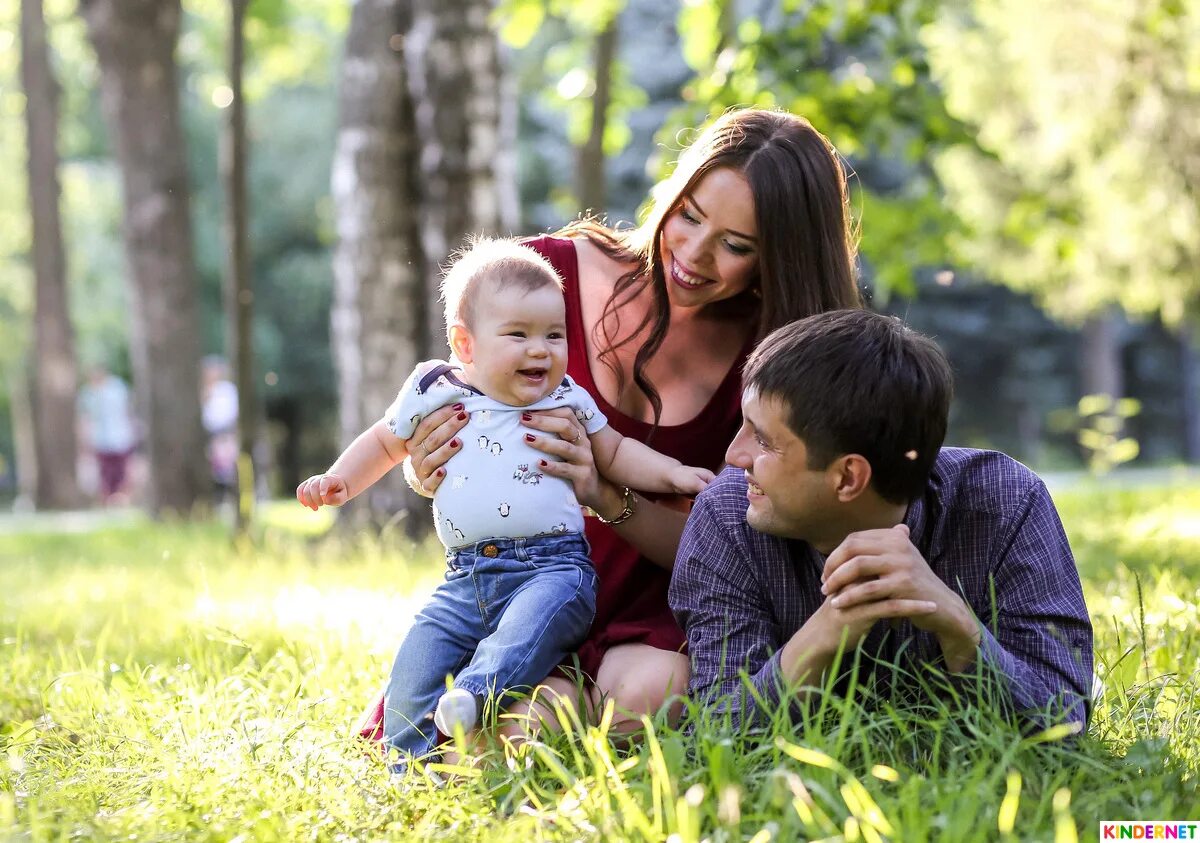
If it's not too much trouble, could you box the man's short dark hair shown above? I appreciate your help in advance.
[743,310,953,503]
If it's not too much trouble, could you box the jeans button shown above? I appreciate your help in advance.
[482,544,498,557]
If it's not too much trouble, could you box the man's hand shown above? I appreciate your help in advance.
[819,524,982,671]
[296,473,350,510]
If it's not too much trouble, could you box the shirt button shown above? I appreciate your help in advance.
[482,544,498,557]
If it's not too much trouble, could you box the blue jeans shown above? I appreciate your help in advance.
[382,533,596,766]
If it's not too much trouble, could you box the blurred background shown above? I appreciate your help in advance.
[2,0,1198,529]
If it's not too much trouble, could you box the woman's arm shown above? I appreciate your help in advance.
[594,481,691,570]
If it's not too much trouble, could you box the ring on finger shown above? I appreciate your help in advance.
[567,428,581,444]
[420,442,430,456]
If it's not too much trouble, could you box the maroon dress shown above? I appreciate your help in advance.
[524,235,750,678]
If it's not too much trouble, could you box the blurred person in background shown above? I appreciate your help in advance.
[77,363,137,506]
[202,355,239,503]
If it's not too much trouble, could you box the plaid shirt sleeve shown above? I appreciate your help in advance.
[669,492,787,729]
[973,479,1094,727]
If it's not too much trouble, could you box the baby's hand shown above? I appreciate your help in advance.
[669,465,715,496]
[296,473,350,510]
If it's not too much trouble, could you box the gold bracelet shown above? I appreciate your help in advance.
[595,486,637,525]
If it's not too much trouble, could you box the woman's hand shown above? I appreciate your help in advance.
[404,402,469,496]
[520,408,616,512]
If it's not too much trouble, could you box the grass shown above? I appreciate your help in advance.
[1,484,1198,841]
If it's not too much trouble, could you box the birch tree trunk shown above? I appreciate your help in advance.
[331,0,426,528]
[331,0,515,530]
[80,0,208,516]
[21,0,81,510]
[406,0,518,355]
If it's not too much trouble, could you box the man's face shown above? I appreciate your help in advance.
[725,389,837,542]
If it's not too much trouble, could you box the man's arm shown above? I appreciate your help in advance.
[669,495,790,728]
[970,480,1094,727]
[821,484,1093,727]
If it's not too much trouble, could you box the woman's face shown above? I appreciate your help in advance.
[659,167,760,310]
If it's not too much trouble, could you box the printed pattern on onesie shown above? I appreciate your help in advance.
[382,360,608,548]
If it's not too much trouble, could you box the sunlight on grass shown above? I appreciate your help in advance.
[2,482,1199,840]
[257,499,337,537]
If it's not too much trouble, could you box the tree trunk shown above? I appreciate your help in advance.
[1079,311,1124,401]
[21,0,81,510]
[223,0,254,531]
[1079,309,1126,467]
[1180,319,1200,463]
[8,367,38,511]
[331,0,427,530]
[80,0,208,516]
[406,0,517,356]
[331,0,515,531]
[576,18,617,216]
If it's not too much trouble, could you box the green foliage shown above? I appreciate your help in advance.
[497,0,646,209]
[659,0,969,298]
[1049,395,1143,475]
[2,481,1199,839]
[182,0,348,102]
[926,0,1200,324]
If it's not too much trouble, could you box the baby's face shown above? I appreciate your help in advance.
[462,282,568,406]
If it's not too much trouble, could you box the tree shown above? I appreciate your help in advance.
[331,0,515,529]
[575,16,617,214]
[330,0,426,528]
[404,0,519,350]
[926,0,1200,457]
[223,0,254,531]
[20,0,81,509]
[497,0,645,220]
[80,0,208,514]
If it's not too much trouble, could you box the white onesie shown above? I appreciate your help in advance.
[383,361,609,549]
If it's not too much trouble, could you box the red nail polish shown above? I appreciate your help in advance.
[539,459,547,467]
[450,439,460,448]
[521,413,532,421]
[436,468,445,477]
[457,412,467,421]
[453,403,464,411]
[524,434,535,442]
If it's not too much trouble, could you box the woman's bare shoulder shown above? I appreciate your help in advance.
[570,234,639,288]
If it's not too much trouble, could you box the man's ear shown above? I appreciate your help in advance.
[448,323,473,364]
[830,454,873,502]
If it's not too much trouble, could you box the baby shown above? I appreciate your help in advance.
[297,238,713,769]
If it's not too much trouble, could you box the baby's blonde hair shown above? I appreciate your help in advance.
[440,237,564,337]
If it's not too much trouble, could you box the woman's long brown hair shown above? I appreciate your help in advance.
[556,108,862,431]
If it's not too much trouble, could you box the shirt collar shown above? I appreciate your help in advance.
[903,485,940,561]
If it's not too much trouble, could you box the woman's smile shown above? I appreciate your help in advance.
[670,257,714,289]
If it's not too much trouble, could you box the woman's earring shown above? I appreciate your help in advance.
[751,286,762,299]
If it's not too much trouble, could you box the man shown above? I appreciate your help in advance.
[669,310,1093,729]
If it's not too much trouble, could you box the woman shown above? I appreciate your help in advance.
[401,107,860,736]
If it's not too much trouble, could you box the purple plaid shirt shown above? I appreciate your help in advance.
[670,447,1093,728]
